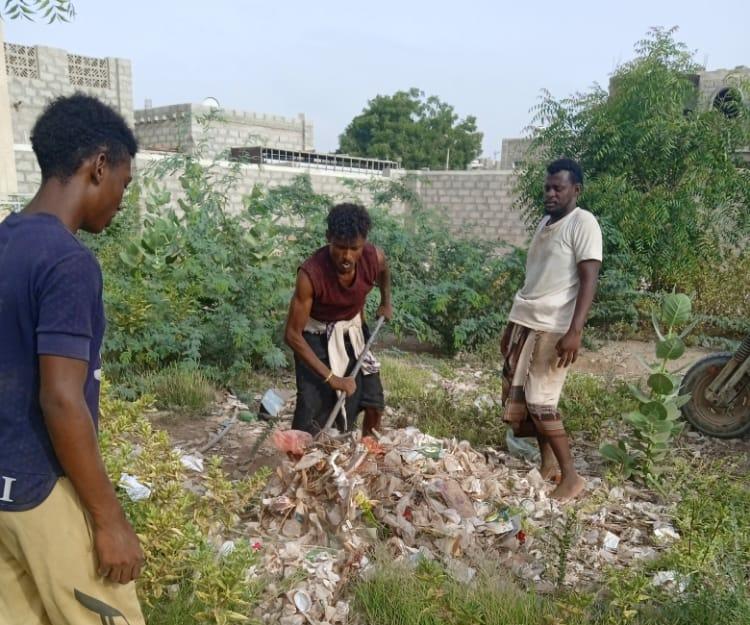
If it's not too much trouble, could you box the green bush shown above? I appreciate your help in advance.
[91,146,524,383]
[98,384,268,624]
[370,200,526,353]
[516,28,750,335]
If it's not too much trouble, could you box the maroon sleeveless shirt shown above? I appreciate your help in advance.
[300,243,380,322]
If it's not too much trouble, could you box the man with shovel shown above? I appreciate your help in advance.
[285,203,392,437]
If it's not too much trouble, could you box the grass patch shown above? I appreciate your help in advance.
[559,372,634,437]
[354,558,554,625]
[381,353,633,446]
[354,554,750,625]
[655,456,750,585]
[142,364,216,413]
[380,354,505,447]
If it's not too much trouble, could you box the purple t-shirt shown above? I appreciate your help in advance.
[0,212,105,511]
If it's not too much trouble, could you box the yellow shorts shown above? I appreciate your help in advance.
[0,478,145,625]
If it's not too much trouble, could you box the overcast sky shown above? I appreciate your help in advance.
[4,0,748,157]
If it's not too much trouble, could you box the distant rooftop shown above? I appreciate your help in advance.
[229,146,400,175]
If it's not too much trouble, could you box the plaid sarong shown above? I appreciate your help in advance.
[501,323,568,437]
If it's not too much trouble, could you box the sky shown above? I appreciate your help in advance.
[4,0,749,157]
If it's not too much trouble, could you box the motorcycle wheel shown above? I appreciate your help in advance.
[680,353,750,438]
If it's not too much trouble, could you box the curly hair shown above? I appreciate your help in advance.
[326,203,372,240]
[547,158,583,185]
[31,93,138,181]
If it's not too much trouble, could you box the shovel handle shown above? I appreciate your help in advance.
[315,316,386,439]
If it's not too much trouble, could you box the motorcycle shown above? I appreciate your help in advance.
[680,333,750,438]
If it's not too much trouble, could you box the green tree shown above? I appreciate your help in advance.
[1,0,74,22]
[516,28,750,325]
[339,88,483,170]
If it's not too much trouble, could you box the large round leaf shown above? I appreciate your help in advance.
[656,336,685,360]
[648,372,675,394]
[661,293,691,327]
[641,401,668,420]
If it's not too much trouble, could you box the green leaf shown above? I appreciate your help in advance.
[651,419,674,432]
[628,384,652,403]
[600,443,627,463]
[648,372,675,394]
[661,293,691,327]
[656,336,685,360]
[624,411,650,428]
[651,308,665,341]
[673,394,691,408]
[641,401,668,420]
[664,402,681,421]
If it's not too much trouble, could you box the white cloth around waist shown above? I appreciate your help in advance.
[304,315,380,377]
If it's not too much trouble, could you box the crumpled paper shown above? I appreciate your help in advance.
[118,473,151,501]
[246,425,678,624]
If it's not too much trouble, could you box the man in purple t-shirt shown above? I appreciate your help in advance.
[0,95,145,624]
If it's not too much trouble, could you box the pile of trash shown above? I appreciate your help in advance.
[244,427,680,625]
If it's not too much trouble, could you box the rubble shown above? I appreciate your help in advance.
[245,426,678,624]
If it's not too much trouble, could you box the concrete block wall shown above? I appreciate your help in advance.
[134,151,379,216]
[134,104,314,158]
[409,170,529,247]
[131,104,194,153]
[499,138,531,170]
[13,146,41,192]
[5,42,133,144]
[12,148,528,246]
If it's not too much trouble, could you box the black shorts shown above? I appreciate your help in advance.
[292,330,385,435]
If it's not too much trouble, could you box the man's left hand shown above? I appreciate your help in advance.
[376,303,393,321]
[555,329,582,368]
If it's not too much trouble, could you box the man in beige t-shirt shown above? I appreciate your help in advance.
[501,158,602,501]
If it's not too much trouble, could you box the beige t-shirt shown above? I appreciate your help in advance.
[509,207,602,333]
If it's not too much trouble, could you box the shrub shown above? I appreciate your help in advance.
[98,383,268,623]
[92,144,525,383]
[516,28,750,332]
[142,364,216,413]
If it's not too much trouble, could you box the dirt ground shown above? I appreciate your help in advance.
[574,339,711,379]
[149,339,717,478]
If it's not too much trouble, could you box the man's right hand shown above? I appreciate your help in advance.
[329,375,357,397]
[93,515,145,584]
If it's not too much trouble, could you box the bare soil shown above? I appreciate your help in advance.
[574,339,711,379]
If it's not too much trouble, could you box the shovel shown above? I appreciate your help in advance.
[315,316,386,439]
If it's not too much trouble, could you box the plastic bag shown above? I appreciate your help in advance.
[272,429,313,456]
[505,429,541,463]
[118,473,151,501]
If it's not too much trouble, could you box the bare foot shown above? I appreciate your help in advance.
[550,474,586,501]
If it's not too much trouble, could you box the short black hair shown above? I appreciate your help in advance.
[326,203,372,240]
[31,93,138,181]
[547,158,583,185]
